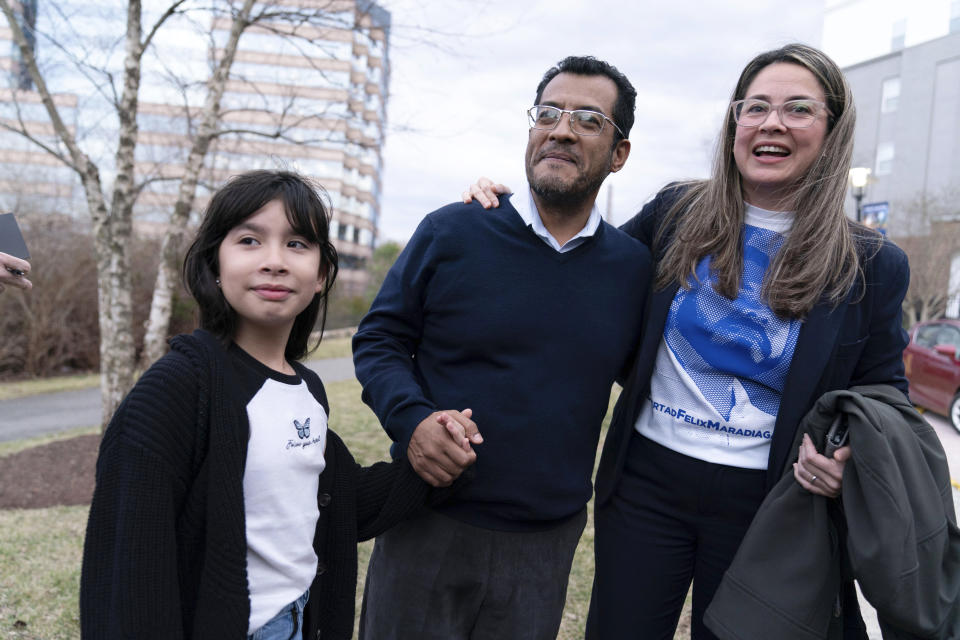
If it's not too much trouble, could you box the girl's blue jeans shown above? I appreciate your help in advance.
[248,589,310,640]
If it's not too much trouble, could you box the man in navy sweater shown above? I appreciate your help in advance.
[354,56,651,640]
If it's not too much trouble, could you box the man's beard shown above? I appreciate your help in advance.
[526,152,612,214]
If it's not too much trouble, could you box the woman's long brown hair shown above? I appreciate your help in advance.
[654,43,864,318]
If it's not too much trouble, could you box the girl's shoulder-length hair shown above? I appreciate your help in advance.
[182,169,339,361]
[654,43,865,319]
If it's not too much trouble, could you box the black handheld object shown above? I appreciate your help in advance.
[0,213,30,260]
[824,414,849,458]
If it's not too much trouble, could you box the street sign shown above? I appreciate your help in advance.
[861,201,889,234]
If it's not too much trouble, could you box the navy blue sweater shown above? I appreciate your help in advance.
[353,198,650,530]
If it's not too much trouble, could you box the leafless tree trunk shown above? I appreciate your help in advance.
[0,0,183,423]
[1,0,407,424]
[141,0,255,366]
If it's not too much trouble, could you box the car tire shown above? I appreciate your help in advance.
[951,393,960,434]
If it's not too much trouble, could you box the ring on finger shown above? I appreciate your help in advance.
[810,474,818,483]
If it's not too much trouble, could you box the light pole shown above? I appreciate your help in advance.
[848,167,870,223]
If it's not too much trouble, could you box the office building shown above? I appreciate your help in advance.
[825,2,960,316]
[0,0,389,294]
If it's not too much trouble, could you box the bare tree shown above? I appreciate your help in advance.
[0,0,177,421]
[140,0,255,365]
[0,0,388,424]
[0,214,100,378]
[138,0,394,365]
[892,187,960,326]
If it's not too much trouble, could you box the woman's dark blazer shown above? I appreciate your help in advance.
[594,185,911,503]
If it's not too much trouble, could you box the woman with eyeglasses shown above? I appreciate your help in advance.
[463,43,911,639]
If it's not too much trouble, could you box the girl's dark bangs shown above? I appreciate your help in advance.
[282,186,326,243]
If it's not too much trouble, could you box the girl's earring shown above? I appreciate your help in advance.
[215,278,221,287]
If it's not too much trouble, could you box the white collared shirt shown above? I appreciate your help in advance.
[511,184,602,253]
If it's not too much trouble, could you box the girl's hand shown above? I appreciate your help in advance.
[793,433,849,498]
[461,177,512,209]
[436,408,483,453]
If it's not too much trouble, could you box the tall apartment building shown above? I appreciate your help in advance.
[0,0,388,294]
[0,0,80,214]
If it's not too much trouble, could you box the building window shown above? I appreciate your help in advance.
[881,77,900,113]
[339,253,367,270]
[952,0,960,33]
[891,18,906,51]
[875,142,895,176]
[352,226,360,244]
[337,222,347,241]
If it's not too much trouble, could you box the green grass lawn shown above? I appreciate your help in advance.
[310,335,353,361]
[0,506,87,639]
[0,372,100,401]
[0,378,691,639]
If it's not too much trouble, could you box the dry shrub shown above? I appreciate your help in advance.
[0,216,99,377]
[326,283,369,330]
[0,217,196,379]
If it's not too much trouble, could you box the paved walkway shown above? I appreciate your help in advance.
[0,356,355,443]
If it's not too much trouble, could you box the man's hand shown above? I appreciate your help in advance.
[408,408,483,487]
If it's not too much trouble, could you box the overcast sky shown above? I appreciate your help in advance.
[373,0,825,243]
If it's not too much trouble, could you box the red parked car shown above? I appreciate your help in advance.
[903,319,960,432]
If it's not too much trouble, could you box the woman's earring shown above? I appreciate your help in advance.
[215,278,221,287]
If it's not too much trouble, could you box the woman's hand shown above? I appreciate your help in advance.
[461,177,512,209]
[793,433,849,498]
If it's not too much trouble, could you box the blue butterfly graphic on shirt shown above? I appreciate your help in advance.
[294,418,310,439]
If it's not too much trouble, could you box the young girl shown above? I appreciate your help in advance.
[80,170,476,640]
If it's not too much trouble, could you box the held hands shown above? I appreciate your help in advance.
[461,177,512,209]
[0,252,31,293]
[793,433,849,498]
[408,409,484,487]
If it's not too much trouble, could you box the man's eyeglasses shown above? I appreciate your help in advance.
[730,99,831,129]
[527,105,626,138]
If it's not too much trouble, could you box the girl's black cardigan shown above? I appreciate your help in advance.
[81,329,463,639]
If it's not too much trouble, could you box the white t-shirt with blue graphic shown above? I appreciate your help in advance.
[229,346,329,634]
[635,204,799,469]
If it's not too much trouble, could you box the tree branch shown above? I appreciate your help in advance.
[0,120,74,169]
[141,0,189,51]
[0,0,89,172]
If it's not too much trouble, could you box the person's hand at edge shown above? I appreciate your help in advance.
[0,252,31,293]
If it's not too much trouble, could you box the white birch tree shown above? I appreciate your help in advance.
[0,0,387,424]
